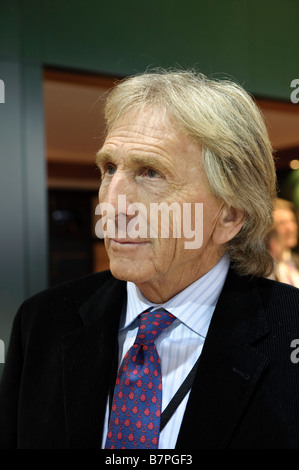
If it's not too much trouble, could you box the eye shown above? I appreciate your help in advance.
[142,168,160,178]
[106,164,116,175]
[103,163,116,177]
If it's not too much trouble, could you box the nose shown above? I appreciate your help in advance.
[98,170,139,238]
[99,169,138,221]
[100,170,127,204]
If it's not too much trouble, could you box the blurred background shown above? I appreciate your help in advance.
[1,0,299,374]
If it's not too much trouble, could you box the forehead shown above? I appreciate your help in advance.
[105,107,175,142]
[108,105,172,134]
[102,107,202,163]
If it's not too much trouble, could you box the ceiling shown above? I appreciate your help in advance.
[43,71,299,189]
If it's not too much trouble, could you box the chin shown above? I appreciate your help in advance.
[109,258,150,284]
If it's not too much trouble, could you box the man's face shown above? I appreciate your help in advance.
[97,108,225,302]
[274,208,298,250]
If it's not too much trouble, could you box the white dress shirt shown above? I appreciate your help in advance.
[102,254,230,449]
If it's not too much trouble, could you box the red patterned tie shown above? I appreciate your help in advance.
[105,308,176,449]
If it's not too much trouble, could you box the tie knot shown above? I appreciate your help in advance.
[136,308,175,345]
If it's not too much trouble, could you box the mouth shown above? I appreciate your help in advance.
[110,238,148,245]
[109,238,150,247]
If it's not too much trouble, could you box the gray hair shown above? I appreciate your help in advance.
[104,69,276,277]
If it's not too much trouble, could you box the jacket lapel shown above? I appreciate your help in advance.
[61,275,126,449]
[176,269,270,449]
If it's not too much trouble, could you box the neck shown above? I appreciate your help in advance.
[136,253,222,303]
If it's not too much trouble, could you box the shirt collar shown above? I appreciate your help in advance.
[125,254,230,338]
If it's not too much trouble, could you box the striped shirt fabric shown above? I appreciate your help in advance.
[102,254,230,449]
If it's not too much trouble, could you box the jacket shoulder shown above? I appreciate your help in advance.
[16,270,116,334]
[256,275,299,302]
[254,276,299,328]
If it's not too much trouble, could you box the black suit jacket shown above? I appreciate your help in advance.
[0,268,299,449]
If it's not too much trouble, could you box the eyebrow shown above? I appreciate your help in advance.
[95,150,116,168]
[129,154,169,174]
[96,150,171,175]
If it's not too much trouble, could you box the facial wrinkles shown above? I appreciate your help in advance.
[99,143,192,208]
[102,148,176,189]
[100,151,221,254]
[150,200,225,280]
[97,110,229,301]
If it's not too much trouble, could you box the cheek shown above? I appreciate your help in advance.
[152,236,184,270]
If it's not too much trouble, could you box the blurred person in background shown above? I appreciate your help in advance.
[272,198,299,287]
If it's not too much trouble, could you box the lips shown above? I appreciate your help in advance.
[110,238,149,245]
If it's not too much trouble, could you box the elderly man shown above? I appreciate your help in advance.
[0,70,299,450]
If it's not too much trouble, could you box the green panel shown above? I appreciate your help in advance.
[43,0,250,82]
[0,0,21,60]
[249,0,299,99]
[42,0,299,98]
[20,0,45,62]
[1,0,299,99]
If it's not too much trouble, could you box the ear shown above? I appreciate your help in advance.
[212,206,245,245]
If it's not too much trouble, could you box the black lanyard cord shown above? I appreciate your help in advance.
[160,355,200,431]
